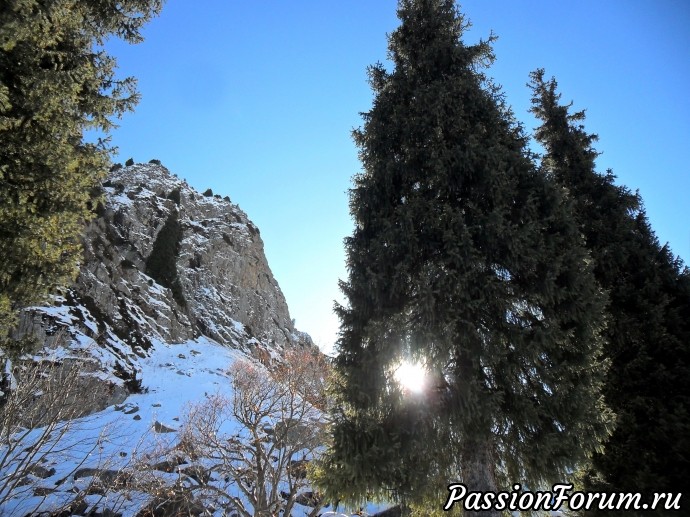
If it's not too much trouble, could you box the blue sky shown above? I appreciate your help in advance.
[103,0,690,352]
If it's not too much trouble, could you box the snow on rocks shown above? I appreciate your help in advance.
[5,162,319,515]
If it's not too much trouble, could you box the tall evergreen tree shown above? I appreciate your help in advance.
[318,1,609,512]
[0,0,163,340]
[529,70,690,513]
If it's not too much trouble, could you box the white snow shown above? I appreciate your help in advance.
[1,337,242,516]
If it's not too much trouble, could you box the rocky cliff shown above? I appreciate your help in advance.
[1,163,395,517]
[13,162,312,413]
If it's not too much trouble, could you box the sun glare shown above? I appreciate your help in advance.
[394,361,427,393]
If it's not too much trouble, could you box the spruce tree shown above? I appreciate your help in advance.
[529,70,690,512]
[319,1,609,511]
[0,0,163,340]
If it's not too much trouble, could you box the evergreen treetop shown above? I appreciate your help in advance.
[529,69,690,508]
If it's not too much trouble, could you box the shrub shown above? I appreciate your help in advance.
[125,158,134,166]
[0,351,119,512]
[148,159,162,165]
[202,188,213,197]
[164,349,330,516]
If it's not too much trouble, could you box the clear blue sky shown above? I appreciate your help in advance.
[103,0,690,352]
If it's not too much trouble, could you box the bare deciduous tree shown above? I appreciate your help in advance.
[155,348,331,517]
[0,350,125,516]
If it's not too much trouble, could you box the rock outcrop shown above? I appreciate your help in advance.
[14,162,312,413]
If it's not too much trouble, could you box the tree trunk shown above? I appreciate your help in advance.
[461,438,500,517]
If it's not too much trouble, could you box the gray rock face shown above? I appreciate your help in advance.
[15,163,312,413]
[97,163,305,350]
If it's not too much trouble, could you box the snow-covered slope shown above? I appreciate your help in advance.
[2,337,242,515]
[2,338,387,516]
